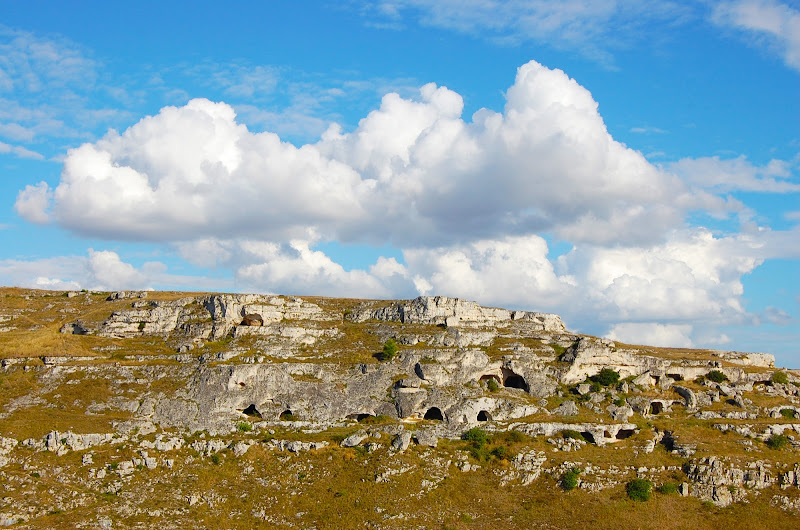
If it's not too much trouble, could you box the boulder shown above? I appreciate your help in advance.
[391,431,412,452]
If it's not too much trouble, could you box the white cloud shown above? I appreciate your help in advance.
[712,1,800,71]
[668,155,800,193]
[403,234,573,308]
[0,249,233,293]
[364,0,691,63]
[85,249,150,291]
[14,181,52,224]
[557,228,763,323]
[0,140,43,159]
[606,323,694,348]
[764,306,793,325]
[43,61,694,248]
[177,238,414,299]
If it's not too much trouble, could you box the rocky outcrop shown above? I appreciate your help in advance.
[348,296,565,332]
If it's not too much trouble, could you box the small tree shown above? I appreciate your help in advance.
[461,427,489,448]
[706,370,728,383]
[487,378,500,392]
[590,368,620,387]
[626,478,652,501]
[380,339,399,361]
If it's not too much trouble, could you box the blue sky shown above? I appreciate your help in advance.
[1,1,798,366]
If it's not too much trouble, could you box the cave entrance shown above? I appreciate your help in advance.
[650,401,664,415]
[616,429,635,440]
[477,410,491,422]
[279,409,295,421]
[242,404,262,418]
[581,431,596,444]
[503,374,528,391]
[424,407,444,421]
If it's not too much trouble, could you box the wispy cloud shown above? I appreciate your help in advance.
[0,140,43,160]
[630,126,667,134]
[360,0,693,65]
[712,1,800,71]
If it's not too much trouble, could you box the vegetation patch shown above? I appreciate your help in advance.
[626,478,652,501]
[706,370,728,384]
[560,468,581,491]
[590,368,620,387]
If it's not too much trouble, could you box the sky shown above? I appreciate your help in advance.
[0,1,798,366]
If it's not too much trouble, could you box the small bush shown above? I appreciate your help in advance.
[614,397,626,407]
[766,434,790,450]
[706,370,728,383]
[379,339,399,361]
[137,321,146,331]
[779,408,797,419]
[656,482,679,495]
[491,446,510,460]
[590,368,620,387]
[589,381,602,393]
[561,468,582,491]
[562,429,586,441]
[505,430,526,443]
[461,427,489,448]
[236,422,253,432]
[626,478,652,501]
[487,378,500,392]
[772,372,790,385]
[210,454,221,465]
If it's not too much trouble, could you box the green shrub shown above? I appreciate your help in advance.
[379,339,399,361]
[210,454,221,465]
[505,430,526,443]
[236,422,253,432]
[772,372,790,385]
[656,482,679,495]
[461,427,489,448]
[706,370,728,383]
[137,321,146,331]
[590,368,620,387]
[561,468,581,491]
[614,397,626,407]
[487,378,500,392]
[626,478,652,501]
[766,434,790,450]
[562,429,586,442]
[490,446,510,460]
[779,408,797,419]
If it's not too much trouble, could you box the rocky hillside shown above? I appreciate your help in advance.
[0,287,799,529]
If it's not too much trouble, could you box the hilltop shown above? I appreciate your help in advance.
[0,287,799,528]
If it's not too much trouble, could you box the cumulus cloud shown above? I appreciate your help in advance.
[42,61,695,248]
[606,323,694,348]
[712,0,800,71]
[558,228,763,324]
[85,249,150,291]
[177,238,414,299]
[404,234,573,307]
[14,181,52,224]
[13,59,795,353]
[0,249,228,292]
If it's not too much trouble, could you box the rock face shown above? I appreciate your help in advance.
[2,288,797,526]
[348,296,566,332]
